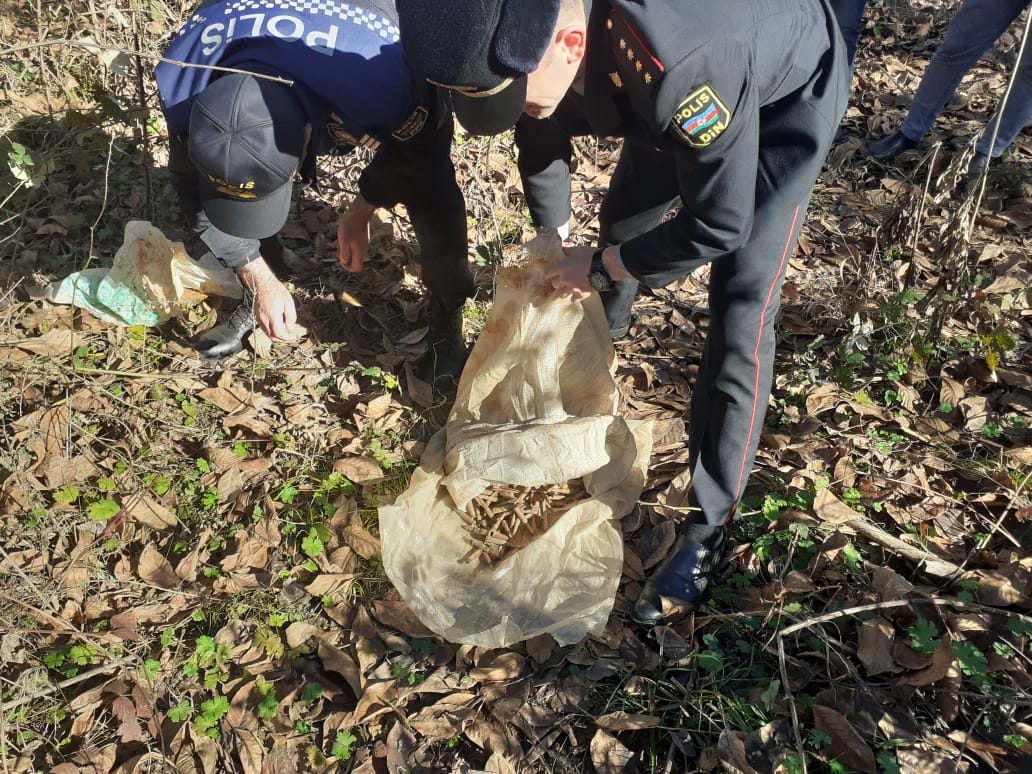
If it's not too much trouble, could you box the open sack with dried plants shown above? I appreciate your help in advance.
[380,232,652,647]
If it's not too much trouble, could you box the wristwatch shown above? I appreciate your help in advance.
[588,249,615,292]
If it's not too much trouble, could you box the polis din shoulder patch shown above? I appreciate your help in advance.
[672,84,731,148]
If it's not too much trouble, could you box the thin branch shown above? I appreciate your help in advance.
[0,659,129,713]
[0,39,294,86]
[778,596,1032,642]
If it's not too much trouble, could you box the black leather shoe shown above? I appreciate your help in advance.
[632,530,726,626]
[194,293,255,359]
[599,276,638,339]
[413,298,468,391]
[864,131,919,160]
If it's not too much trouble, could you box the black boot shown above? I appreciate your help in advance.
[599,276,638,339]
[194,291,255,359]
[864,130,919,160]
[632,529,726,626]
[413,297,468,390]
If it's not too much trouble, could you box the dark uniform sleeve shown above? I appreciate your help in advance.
[620,47,760,289]
[355,84,453,209]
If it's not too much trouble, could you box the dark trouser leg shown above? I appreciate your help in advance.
[632,197,808,624]
[408,181,473,387]
[688,200,807,527]
[596,140,681,338]
[828,0,868,68]
[402,114,474,388]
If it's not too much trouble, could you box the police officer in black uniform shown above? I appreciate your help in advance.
[156,0,472,386]
[396,0,848,624]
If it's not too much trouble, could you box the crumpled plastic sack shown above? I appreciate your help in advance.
[33,220,240,325]
[380,233,652,647]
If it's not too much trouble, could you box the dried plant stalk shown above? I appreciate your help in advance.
[458,480,587,564]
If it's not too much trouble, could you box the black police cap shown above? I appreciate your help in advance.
[396,0,561,135]
[188,74,306,240]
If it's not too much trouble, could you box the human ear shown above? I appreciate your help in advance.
[558,26,586,64]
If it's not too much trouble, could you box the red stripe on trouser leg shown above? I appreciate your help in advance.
[727,204,801,523]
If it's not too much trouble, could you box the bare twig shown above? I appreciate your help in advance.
[0,658,129,713]
[0,39,294,86]
[901,143,940,289]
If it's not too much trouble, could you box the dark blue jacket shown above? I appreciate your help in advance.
[156,0,417,156]
[156,0,452,268]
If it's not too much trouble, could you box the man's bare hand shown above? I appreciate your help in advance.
[545,244,633,301]
[545,245,594,300]
[337,194,378,272]
[238,258,298,341]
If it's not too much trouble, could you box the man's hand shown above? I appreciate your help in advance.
[337,194,378,272]
[546,244,631,301]
[238,258,298,341]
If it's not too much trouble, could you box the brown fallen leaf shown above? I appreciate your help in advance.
[813,704,877,773]
[857,617,902,677]
[353,677,399,724]
[15,328,87,356]
[371,598,435,638]
[235,728,265,774]
[814,488,861,526]
[716,730,761,774]
[469,651,526,683]
[198,385,252,414]
[316,639,363,697]
[122,492,178,530]
[111,696,146,744]
[342,524,381,560]
[41,453,100,488]
[596,711,661,731]
[137,543,181,590]
[407,702,469,741]
[590,729,638,774]
[896,745,963,774]
[332,456,384,484]
[483,752,520,774]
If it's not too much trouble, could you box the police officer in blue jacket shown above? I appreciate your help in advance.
[396,0,848,624]
[156,0,472,384]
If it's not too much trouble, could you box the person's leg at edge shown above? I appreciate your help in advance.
[867,0,1025,159]
[974,35,1032,161]
[900,0,1027,144]
[828,0,868,68]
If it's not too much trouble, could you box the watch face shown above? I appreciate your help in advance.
[589,270,615,293]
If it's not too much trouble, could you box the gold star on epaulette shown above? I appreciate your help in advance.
[635,61,642,72]
[609,72,623,88]
[644,72,652,84]
[627,48,634,60]
[619,38,626,49]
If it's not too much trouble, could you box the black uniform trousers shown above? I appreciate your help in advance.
[515,61,845,527]
[166,94,473,310]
